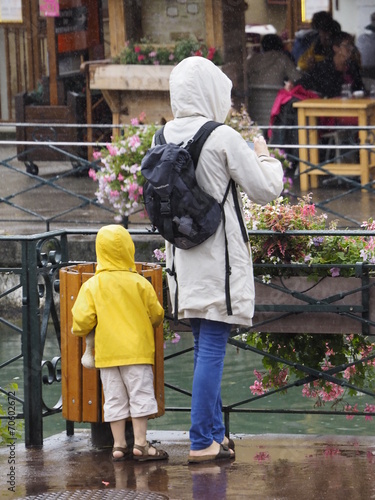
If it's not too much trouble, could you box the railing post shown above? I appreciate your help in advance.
[22,238,43,447]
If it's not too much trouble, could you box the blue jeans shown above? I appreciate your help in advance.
[189,318,231,450]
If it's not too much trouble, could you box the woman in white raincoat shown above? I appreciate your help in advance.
[162,56,284,463]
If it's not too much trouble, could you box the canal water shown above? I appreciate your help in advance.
[1,322,374,442]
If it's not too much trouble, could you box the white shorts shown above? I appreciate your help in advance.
[100,364,158,421]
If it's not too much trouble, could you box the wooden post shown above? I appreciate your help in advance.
[108,0,127,58]
[205,0,223,52]
[46,17,59,105]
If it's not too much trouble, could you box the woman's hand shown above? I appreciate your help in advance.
[253,135,270,157]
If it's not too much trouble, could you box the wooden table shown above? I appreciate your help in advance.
[293,98,375,191]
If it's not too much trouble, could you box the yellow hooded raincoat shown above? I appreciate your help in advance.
[71,225,164,368]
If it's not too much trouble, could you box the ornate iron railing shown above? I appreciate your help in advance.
[1,229,375,446]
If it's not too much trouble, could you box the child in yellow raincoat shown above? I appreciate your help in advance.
[71,224,167,462]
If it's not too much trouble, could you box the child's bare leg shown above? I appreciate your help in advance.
[110,419,127,459]
[132,416,157,456]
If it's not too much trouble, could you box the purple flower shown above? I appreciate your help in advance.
[330,267,340,277]
[313,236,324,247]
[171,333,181,344]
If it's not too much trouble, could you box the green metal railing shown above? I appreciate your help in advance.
[1,229,375,446]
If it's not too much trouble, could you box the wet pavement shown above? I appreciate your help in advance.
[1,430,375,499]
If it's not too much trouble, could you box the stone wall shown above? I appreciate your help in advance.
[142,0,206,44]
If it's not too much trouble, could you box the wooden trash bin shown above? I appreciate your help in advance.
[59,262,165,424]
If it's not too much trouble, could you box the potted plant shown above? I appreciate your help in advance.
[87,38,223,125]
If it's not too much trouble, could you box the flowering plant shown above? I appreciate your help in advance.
[243,197,375,419]
[89,114,157,221]
[246,331,375,420]
[113,38,222,66]
[243,194,375,280]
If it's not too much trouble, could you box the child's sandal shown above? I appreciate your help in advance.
[112,446,130,462]
[133,441,169,462]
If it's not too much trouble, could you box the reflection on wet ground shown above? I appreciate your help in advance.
[1,430,375,500]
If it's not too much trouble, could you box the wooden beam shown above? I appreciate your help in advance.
[205,0,223,51]
[108,0,127,58]
[46,17,58,105]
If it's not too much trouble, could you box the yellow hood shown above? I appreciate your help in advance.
[95,224,136,274]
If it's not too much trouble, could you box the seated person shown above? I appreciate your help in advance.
[296,11,341,72]
[357,12,375,77]
[296,31,364,97]
[247,34,300,88]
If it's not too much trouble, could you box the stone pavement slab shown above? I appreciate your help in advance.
[1,430,375,500]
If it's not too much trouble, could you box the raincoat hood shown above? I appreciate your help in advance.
[169,56,232,122]
[95,224,136,273]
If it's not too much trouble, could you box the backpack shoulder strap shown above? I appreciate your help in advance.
[187,121,223,168]
[154,126,166,145]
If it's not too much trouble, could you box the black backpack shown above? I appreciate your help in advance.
[141,121,229,250]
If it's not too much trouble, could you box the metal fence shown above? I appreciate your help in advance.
[1,228,375,447]
[1,122,375,446]
[0,120,374,234]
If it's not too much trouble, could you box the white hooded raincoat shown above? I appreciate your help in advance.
[164,57,284,326]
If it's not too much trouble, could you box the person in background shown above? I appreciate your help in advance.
[161,56,284,463]
[356,12,375,77]
[296,31,364,97]
[296,11,341,72]
[71,225,168,463]
[247,34,300,88]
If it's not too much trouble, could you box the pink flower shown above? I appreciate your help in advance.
[93,150,102,160]
[131,118,139,125]
[88,168,97,180]
[118,173,124,181]
[250,380,265,395]
[137,54,145,62]
[254,451,270,461]
[344,403,358,420]
[325,343,335,357]
[129,135,141,150]
[106,143,118,156]
[324,446,341,456]
[134,46,141,53]
[207,47,216,60]
[343,365,356,380]
[365,403,375,421]
[302,385,317,398]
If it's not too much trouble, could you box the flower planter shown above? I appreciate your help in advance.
[88,62,174,125]
[253,276,375,335]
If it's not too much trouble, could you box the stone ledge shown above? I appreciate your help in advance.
[0,234,165,267]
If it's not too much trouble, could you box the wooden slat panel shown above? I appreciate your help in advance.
[139,264,165,418]
[60,268,83,422]
[81,270,101,422]
[59,266,69,420]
